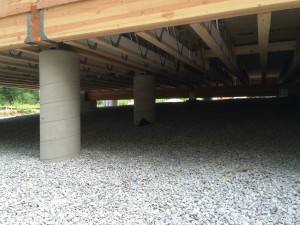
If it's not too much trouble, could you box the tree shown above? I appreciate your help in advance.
[0,87,39,106]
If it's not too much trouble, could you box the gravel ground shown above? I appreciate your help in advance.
[0,97,300,225]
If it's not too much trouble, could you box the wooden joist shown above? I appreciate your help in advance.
[66,41,143,73]
[205,41,296,57]
[0,66,38,76]
[137,29,204,72]
[0,83,38,89]
[0,60,38,73]
[136,29,212,85]
[86,83,300,100]
[257,12,272,84]
[91,35,179,74]
[94,35,209,86]
[0,52,38,64]
[190,22,248,84]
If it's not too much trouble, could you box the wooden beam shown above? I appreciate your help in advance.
[86,84,300,100]
[37,0,84,9]
[1,0,300,51]
[40,0,300,43]
[0,13,28,51]
[0,0,33,18]
[205,41,297,57]
[80,74,132,88]
[257,12,272,84]
[190,22,248,84]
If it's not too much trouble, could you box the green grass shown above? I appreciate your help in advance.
[0,103,40,118]
[0,103,40,110]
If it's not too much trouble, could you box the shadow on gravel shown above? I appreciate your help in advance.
[0,97,300,170]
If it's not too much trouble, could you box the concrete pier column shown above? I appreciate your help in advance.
[39,50,80,162]
[134,75,155,125]
[80,92,97,111]
[189,90,196,101]
[109,100,118,107]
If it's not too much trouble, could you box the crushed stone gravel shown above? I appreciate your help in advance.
[0,98,300,225]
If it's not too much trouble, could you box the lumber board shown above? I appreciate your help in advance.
[37,0,85,9]
[205,41,297,57]
[137,29,204,73]
[41,0,300,42]
[0,0,34,18]
[190,22,247,83]
[0,13,28,51]
[257,12,272,83]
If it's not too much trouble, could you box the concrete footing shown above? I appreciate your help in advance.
[134,75,155,125]
[81,93,97,111]
[39,50,80,162]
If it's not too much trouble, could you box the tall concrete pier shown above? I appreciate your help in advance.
[134,75,155,125]
[39,50,81,162]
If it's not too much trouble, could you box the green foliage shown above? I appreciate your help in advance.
[97,101,103,107]
[0,87,39,108]
[118,100,129,106]
[155,99,166,103]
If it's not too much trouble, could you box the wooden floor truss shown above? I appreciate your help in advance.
[0,0,300,98]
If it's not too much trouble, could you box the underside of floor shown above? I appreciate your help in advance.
[0,1,300,98]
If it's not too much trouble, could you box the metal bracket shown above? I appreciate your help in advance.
[159,53,167,66]
[139,46,148,59]
[191,51,197,64]
[106,64,114,71]
[9,50,23,58]
[24,12,32,44]
[24,12,38,46]
[173,27,184,55]
[7,66,17,71]
[121,53,128,60]
[110,35,122,47]
[28,63,38,69]
[86,40,98,50]
[40,9,56,44]
[135,33,149,59]
[155,29,164,42]
[174,59,180,72]
[177,41,184,55]
[205,21,213,35]
[82,66,90,72]
[55,42,72,51]
[80,57,88,65]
